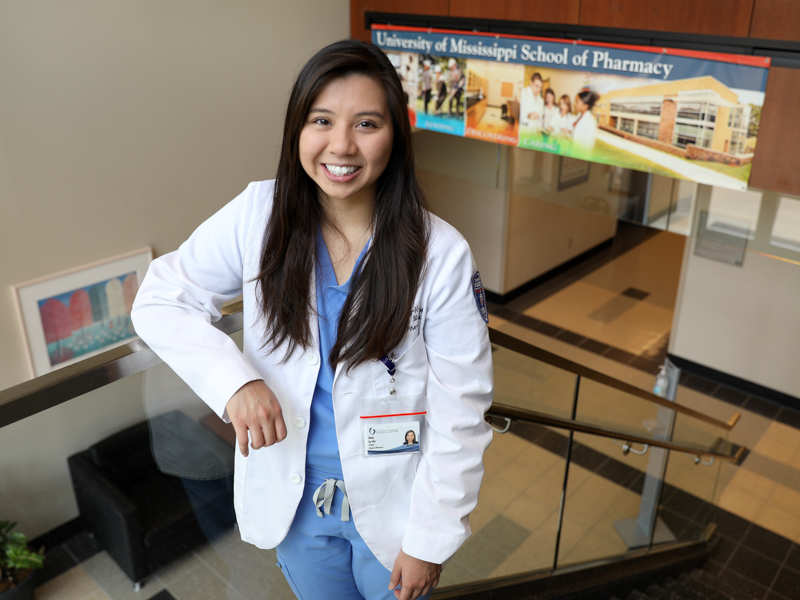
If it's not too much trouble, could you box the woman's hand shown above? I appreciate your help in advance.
[226,380,287,456]
[389,549,441,600]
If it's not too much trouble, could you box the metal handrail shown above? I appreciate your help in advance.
[1,304,737,435]
[489,329,740,430]
[486,402,746,464]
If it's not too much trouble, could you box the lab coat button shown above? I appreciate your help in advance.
[293,417,306,428]
[290,474,302,484]
[306,354,319,366]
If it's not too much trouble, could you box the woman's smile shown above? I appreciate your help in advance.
[299,74,393,206]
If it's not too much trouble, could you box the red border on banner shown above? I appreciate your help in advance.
[372,24,771,68]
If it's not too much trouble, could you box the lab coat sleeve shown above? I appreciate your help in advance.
[131,182,268,419]
[401,228,494,564]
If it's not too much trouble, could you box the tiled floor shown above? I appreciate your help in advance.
[34,527,294,600]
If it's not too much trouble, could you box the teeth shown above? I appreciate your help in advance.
[325,164,358,176]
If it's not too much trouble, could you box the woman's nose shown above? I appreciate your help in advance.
[328,124,357,156]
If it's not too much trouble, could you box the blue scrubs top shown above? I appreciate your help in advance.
[306,229,370,478]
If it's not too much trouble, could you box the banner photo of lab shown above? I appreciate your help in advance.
[414,55,467,136]
[517,66,763,191]
[464,59,525,145]
[387,51,418,127]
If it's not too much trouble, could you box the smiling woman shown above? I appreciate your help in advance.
[131,39,494,600]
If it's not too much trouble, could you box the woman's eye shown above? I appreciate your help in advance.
[357,121,376,129]
[311,117,330,126]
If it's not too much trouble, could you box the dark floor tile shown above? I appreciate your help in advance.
[569,442,608,472]
[490,307,517,321]
[621,287,650,300]
[712,385,750,407]
[535,429,570,458]
[741,524,794,564]
[776,408,800,430]
[681,375,719,396]
[659,508,692,539]
[766,591,792,600]
[628,355,661,375]
[36,544,77,586]
[510,313,543,333]
[147,591,178,600]
[663,488,707,522]
[627,473,645,495]
[603,346,638,365]
[63,530,102,562]
[577,337,609,355]
[532,320,561,337]
[726,545,782,588]
[717,569,769,600]
[555,329,585,346]
[783,544,800,574]
[743,396,781,419]
[596,457,642,489]
[708,536,738,567]
[771,567,800,600]
[714,509,751,543]
[703,559,724,578]
[509,421,550,446]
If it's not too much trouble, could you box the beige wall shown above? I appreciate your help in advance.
[670,186,800,399]
[0,0,349,390]
[0,0,348,537]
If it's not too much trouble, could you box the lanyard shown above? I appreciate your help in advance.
[379,353,397,394]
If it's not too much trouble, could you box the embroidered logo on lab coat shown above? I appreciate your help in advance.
[472,271,488,323]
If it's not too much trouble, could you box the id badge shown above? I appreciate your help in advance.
[360,395,426,457]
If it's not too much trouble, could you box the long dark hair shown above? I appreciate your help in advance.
[256,40,430,370]
[577,90,600,110]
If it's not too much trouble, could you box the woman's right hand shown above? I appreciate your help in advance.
[226,380,287,456]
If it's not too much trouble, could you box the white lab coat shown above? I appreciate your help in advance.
[550,111,575,138]
[519,86,544,131]
[131,180,494,570]
[572,110,598,151]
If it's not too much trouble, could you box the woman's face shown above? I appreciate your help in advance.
[559,98,569,114]
[575,96,587,113]
[406,431,415,443]
[545,93,555,107]
[299,75,394,207]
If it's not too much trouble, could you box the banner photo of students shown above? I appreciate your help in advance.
[372,24,770,191]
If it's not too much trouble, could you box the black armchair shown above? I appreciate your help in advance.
[67,410,235,588]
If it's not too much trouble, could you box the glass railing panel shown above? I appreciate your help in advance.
[574,377,665,443]
[492,344,578,419]
[555,432,652,568]
[441,424,566,586]
[1,341,297,599]
[658,430,726,545]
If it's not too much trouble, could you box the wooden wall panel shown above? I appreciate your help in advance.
[449,0,580,24]
[579,0,755,37]
[750,0,800,41]
[350,0,449,42]
[749,67,800,195]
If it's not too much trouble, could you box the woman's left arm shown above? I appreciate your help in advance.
[399,228,494,566]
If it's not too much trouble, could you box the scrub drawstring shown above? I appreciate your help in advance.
[311,478,350,522]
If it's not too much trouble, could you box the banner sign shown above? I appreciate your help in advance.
[374,25,770,191]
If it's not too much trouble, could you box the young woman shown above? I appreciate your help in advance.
[551,94,575,138]
[542,88,558,136]
[131,40,494,600]
[572,89,600,153]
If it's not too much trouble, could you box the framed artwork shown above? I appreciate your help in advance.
[557,156,591,190]
[13,248,153,377]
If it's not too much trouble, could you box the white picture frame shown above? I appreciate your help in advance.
[12,248,153,378]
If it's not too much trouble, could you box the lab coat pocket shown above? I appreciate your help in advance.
[359,395,426,458]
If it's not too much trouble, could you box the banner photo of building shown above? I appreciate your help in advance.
[374,25,770,191]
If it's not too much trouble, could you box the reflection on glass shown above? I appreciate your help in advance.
[707,186,763,239]
[441,428,564,585]
[557,433,648,567]
[770,195,800,252]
